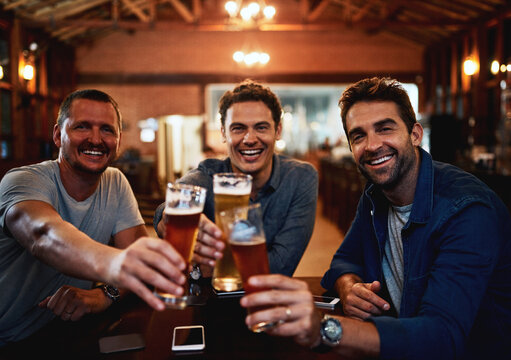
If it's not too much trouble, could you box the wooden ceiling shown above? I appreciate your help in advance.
[2,0,510,47]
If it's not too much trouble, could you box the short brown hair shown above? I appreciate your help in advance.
[218,79,282,127]
[339,77,416,136]
[57,89,122,129]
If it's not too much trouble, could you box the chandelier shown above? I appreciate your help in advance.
[224,1,276,29]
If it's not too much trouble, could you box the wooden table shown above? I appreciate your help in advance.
[0,277,340,359]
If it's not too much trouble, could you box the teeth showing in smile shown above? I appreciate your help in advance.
[240,149,262,156]
[82,150,104,156]
[369,155,392,165]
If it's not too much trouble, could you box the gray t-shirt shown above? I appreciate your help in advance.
[0,160,144,344]
[382,203,412,315]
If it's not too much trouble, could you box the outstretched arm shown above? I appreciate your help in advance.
[6,200,187,311]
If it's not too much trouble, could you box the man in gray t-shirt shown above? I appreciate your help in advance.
[0,90,188,345]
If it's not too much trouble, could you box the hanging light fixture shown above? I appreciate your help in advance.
[225,1,276,29]
[232,50,270,67]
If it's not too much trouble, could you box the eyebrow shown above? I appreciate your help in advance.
[348,118,398,139]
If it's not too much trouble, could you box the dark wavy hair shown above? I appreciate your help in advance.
[339,77,416,136]
[57,89,122,129]
[218,79,282,127]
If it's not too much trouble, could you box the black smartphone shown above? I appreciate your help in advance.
[99,333,145,353]
[172,325,205,351]
[212,288,245,297]
[313,295,340,309]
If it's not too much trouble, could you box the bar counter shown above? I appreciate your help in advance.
[0,277,339,360]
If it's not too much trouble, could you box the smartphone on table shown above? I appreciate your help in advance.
[313,295,340,310]
[172,325,205,352]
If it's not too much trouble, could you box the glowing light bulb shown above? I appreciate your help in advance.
[259,52,270,64]
[233,51,245,63]
[463,58,477,76]
[22,64,34,80]
[248,2,260,16]
[263,5,276,19]
[225,1,238,17]
[240,7,252,21]
[491,60,500,75]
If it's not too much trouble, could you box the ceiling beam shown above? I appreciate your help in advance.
[121,0,150,22]
[3,0,31,11]
[164,0,196,23]
[33,0,110,21]
[306,0,332,22]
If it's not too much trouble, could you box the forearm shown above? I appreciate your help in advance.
[7,201,119,283]
[333,316,380,358]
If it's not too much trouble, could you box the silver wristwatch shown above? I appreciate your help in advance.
[319,315,343,347]
[190,264,202,281]
[99,284,120,303]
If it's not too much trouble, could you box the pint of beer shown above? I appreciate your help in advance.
[212,173,252,291]
[220,203,277,333]
[155,183,206,309]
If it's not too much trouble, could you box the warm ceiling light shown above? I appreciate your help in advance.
[263,5,276,19]
[0,65,4,80]
[225,1,276,28]
[463,58,477,76]
[22,64,34,80]
[225,1,238,16]
[491,60,500,75]
[233,50,270,67]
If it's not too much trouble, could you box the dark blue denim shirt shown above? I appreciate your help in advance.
[154,154,318,276]
[322,149,511,360]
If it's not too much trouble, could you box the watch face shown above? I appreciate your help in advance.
[104,285,120,299]
[322,317,342,345]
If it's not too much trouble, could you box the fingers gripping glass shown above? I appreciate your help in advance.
[219,203,278,333]
[154,183,206,309]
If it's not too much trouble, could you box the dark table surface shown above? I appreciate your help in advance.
[0,277,341,360]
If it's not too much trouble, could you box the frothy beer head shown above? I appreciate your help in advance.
[164,207,202,216]
[213,179,252,195]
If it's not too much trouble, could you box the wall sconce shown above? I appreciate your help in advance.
[0,65,4,80]
[463,57,478,76]
[491,60,500,75]
[22,64,34,80]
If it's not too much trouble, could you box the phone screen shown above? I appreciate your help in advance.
[172,326,205,351]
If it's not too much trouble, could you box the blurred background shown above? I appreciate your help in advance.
[1,0,510,274]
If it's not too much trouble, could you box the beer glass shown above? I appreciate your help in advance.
[220,203,277,333]
[212,173,252,291]
[154,183,206,309]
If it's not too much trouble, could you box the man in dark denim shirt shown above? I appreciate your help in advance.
[154,80,318,276]
[237,77,510,360]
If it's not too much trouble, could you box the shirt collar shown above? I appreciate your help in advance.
[220,154,280,193]
[365,147,433,224]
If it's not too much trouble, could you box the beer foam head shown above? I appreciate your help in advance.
[164,206,202,215]
[213,185,251,195]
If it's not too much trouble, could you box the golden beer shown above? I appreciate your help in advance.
[230,236,269,294]
[164,208,201,265]
[223,203,276,332]
[155,183,206,309]
[212,173,252,291]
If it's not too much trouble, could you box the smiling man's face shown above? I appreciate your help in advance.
[53,98,121,175]
[222,101,281,184]
[346,100,422,192]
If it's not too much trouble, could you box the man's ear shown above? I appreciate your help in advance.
[221,126,227,143]
[53,124,62,148]
[411,123,423,146]
[275,122,282,140]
